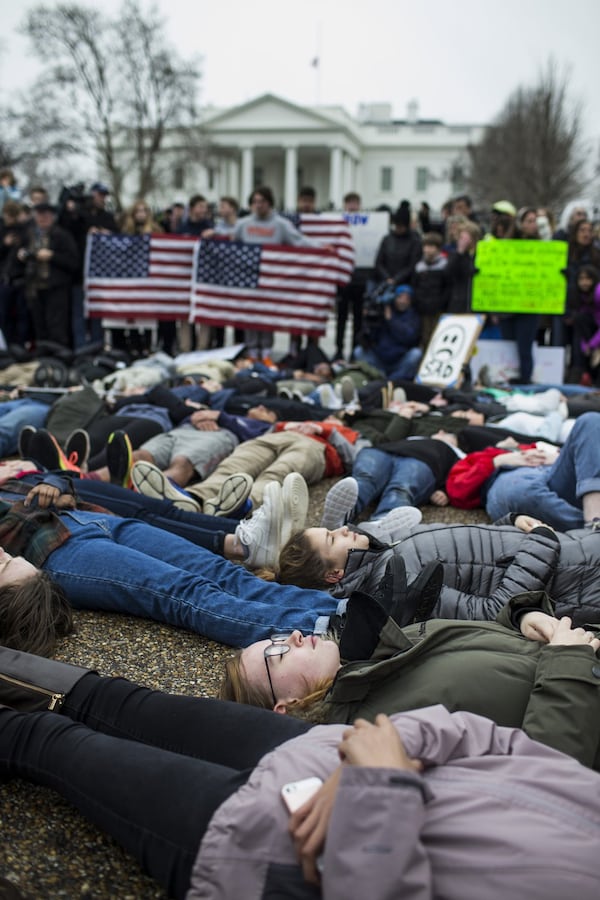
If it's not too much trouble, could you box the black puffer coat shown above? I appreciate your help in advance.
[332,518,600,626]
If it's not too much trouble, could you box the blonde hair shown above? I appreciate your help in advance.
[121,199,162,235]
[220,648,334,723]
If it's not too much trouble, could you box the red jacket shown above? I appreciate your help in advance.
[446,445,534,509]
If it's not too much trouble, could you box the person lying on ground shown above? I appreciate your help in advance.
[221,589,600,773]
[278,508,600,626]
[0,472,333,657]
[2,643,599,899]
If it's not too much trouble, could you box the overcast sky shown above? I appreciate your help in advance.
[1,0,598,140]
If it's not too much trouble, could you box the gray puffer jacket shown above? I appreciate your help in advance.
[187,705,600,900]
[333,519,600,625]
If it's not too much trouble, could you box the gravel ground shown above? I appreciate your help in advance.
[1,481,489,899]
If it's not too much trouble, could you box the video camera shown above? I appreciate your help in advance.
[57,183,92,215]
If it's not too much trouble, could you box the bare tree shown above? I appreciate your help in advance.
[19,0,201,209]
[467,61,588,213]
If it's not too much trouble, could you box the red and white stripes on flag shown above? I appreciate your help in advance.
[85,233,196,320]
[84,225,355,335]
[298,214,355,284]
[190,240,340,336]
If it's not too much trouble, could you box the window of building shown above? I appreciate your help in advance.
[416,167,428,192]
[173,166,185,190]
[380,166,393,192]
[253,167,264,189]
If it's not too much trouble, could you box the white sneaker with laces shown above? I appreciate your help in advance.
[236,481,283,568]
[281,473,309,547]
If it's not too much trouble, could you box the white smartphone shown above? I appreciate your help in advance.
[281,776,323,813]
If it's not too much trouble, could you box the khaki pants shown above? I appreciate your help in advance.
[187,431,326,506]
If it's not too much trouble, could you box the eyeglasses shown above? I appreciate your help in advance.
[264,633,292,706]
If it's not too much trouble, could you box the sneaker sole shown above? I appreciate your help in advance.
[281,473,309,547]
[65,429,91,469]
[321,477,359,530]
[18,426,37,459]
[204,473,253,517]
[245,480,283,569]
[131,461,201,512]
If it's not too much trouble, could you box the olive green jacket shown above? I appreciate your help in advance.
[325,593,600,769]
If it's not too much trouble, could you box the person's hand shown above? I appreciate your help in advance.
[36,248,53,262]
[514,514,545,532]
[548,616,600,651]
[24,483,75,510]
[190,409,219,427]
[494,450,551,469]
[430,489,449,507]
[283,421,323,435]
[288,768,342,886]
[198,378,221,393]
[520,611,560,642]
[338,714,423,772]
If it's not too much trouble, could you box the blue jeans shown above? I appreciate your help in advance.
[486,412,600,530]
[0,399,49,456]
[42,509,336,645]
[352,447,436,517]
[352,345,422,380]
[499,314,539,383]
[74,479,237,554]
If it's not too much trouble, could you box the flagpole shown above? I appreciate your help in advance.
[313,21,321,105]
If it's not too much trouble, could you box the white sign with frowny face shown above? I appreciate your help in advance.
[417,314,484,388]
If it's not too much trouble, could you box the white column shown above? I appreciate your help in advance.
[284,145,298,211]
[342,152,353,201]
[329,146,343,209]
[228,158,240,201]
[240,147,254,205]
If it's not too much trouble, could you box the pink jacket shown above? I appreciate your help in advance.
[187,705,600,899]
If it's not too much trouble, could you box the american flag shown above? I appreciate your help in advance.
[85,233,196,320]
[296,213,355,284]
[189,240,340,336]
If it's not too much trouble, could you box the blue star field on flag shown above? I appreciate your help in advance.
[196,241,261,288]
[88,234,151,279]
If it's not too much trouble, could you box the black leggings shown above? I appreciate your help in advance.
[0,674,310,898]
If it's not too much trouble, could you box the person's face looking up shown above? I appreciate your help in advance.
[305,525,369,583]
[240,630,341,709]
[0,548,38,588]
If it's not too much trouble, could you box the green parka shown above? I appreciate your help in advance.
[325,593,600,769]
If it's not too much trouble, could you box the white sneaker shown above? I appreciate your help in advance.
[321,477,359,529]
[362,506,422,542]
[236,481,283,568]
[281,473,309,547]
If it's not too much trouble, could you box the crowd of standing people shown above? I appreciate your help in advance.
[1,169,600,899]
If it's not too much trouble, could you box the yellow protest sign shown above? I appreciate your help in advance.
[471,239,568,314]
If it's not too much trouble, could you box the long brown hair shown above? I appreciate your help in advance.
[0,572,73,656]
[277,530,330,589]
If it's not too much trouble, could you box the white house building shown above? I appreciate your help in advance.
[122,93,485,213]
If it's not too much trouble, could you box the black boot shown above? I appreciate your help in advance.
[0,646,92,712]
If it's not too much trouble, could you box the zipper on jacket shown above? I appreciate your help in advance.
[0,674,65,710]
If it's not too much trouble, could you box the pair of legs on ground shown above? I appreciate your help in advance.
[486,411,600,529]
[0,670,309,898]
